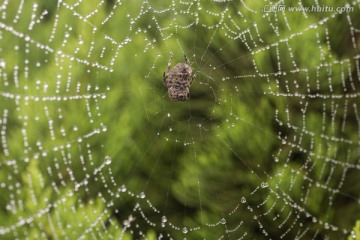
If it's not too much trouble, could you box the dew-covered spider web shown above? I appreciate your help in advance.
[1,0,360,239]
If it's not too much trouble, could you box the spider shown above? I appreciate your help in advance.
[163,53,199,101]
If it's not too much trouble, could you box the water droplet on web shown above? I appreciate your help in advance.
[261,182,268,188]
[161,216,167,223]
[120,185,127,192]
[182,227,188,234]
[104,156,111,165]
[324,223,329,229]
[241,197,246,203]
[220,218,226,224]
[139,192,145,199]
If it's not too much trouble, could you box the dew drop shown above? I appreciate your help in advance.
[182,227,188,234]
[241,197,246,203]
[0,60,5,68]
[161,216,167,223]
[120,185,127,192]
[220,218,226,224]
[139,192,145,199]
[104,156,111,165]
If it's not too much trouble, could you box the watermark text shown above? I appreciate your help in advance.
[261,4,353,13]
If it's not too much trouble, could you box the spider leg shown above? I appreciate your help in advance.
[184,55,189,64]
[163,72,167,86]
[190,67,200,85]
[166,53,174,73]
[164,53,173,86]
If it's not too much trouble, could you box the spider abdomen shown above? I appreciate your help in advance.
[163,55,198,101]
[166,64,192,84]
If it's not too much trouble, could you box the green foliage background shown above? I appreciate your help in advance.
[0,0,359,239]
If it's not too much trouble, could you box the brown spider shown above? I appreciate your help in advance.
[163,53,199,101]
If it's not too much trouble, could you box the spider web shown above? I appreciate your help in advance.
[0,0,360,239]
